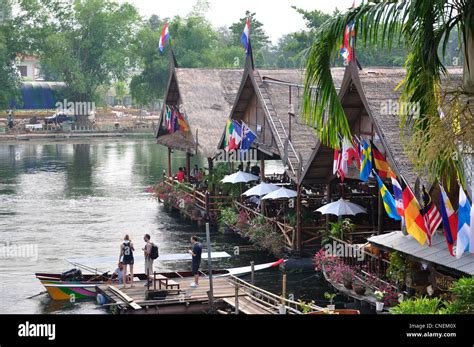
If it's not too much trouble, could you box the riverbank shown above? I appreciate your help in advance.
[0,131,155,142]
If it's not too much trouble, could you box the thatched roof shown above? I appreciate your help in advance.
[156,64,243,158]
[301,63,464,190]
[217,58,345,183]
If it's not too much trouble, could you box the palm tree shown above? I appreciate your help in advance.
[303,0,473,186]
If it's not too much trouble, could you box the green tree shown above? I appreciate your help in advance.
[303,0,473,184]
[0,0,21,110]
[229,11,270,55]
[114,81,127,105]
[19,0,140,103]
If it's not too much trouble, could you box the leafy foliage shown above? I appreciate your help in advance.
[390,296,447,314]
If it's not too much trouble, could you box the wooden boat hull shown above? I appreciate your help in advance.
[36,259,284,301]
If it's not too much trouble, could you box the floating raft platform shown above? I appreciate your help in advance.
[96,274,325,315]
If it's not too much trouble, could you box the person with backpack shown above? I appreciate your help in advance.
[143,234,158,285]
[119,234,135,289]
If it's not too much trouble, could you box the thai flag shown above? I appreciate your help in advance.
[159,23,170,53]
[241,18,250,55]
[440,185,458,256]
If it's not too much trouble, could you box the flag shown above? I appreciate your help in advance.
[241,121,257,150]
[420,185,442,246]
[172,108,179,133]
[163,105,172,132]
[347,137,360,169]
[401,179,429,245]
[159,23,170,53]
[374,171,401,221]
[229,121,242,150]
[224,119,234,151]
[339,1,356,64]
[439,185,458,256]
[333,147,344,182]
[456,187,471,258]
[241,18,250,55]
[359,139,372,182]
[370,140,391,178]
[176,110,189,132]
[390,171,404,218]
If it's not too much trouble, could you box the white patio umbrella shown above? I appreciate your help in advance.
[261,187,298,200]
[221,171,259,184]
[315,198,367,216]
[242,182,280,197]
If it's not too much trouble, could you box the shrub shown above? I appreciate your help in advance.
[444,277,474,314]
[218,207,239,232]
[390,296,447,314]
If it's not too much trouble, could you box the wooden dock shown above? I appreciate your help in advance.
[96,275,325,315]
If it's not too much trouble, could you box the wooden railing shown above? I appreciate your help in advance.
[233,201,295,248]
[228,275,323,314]
[162,177,233,216]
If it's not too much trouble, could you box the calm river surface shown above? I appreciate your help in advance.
[0,137,338,314]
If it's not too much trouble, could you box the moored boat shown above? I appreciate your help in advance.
[36,259,285,300]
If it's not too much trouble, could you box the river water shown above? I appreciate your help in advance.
[0,137,343,314]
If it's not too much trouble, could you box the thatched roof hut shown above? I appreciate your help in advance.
[217,56,345,182]
[156,58,243,159]
[301,63,464,190]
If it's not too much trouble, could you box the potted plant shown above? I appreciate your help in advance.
[352,279,367,296]
[324,292,337,311]
[374,290,387,311]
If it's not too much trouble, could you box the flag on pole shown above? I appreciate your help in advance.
[159,23,170,53]
[456,186,471,258]
[241,121,257,150]
[347,137,360,169]
[359,139,372,182]
[241,18,251,55]
[333,141,345,182]
[228,121,242,150]
[339,1,356,64]
[224,119,233,151]
[390,171,404,219]
[370,140,391,178]
[374,171,401,221]
[401,179,429,245]
[420,185,442,246]
[439,185,458,256]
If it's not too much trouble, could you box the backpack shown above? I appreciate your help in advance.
[149,243,159,260]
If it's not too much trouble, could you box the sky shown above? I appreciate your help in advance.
[124,0,356,44]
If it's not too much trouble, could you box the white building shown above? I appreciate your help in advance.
[16,56,42,81]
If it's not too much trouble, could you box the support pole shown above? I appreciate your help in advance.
[281,273,287,305]
[167,147,172,177]
[260,157,265,181]
[234,282,239,314]
[250,261,255,285]
[296,183,302,253]
[325,183,331,233]
[186,152,191,183]
[206,222,214,312]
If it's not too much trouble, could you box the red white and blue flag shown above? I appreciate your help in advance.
[340,1,356,64]
[440,185,458,256]
[241,18,250,55]
[159,23,170,53]
[390,171,404,220]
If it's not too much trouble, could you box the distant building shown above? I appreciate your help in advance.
[16,55,43,81]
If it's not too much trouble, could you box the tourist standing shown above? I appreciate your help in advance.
[119,234,135,288]
[188,236,202,288]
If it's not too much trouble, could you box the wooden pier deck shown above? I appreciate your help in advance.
[96,275,325,315]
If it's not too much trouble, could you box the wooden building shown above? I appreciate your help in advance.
[156,55,243,177]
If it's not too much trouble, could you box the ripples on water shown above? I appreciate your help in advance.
[0,138,342,314]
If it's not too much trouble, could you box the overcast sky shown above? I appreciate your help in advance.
[124,0,356,44]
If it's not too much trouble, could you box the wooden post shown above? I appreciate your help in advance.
[250,261,255,285]
[281,273,287,304]
[234,282,239,314]
[325,182,331,233]
[296,183,302,252]
[167,147,172,177]
[205,191,210,218]
[185,152,191,183]
[260,157,265,181]
[206,222,215,312]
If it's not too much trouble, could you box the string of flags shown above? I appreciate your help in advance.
[224,119,257,151]
[332,134,473,257]
[161,105,189,134]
